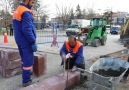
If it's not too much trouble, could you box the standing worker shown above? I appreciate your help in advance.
[60,35,85,71]
[13,0,37,87]
[9,24,14,36]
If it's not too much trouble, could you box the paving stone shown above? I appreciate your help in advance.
[0,59,1,66]
[1,49,20,61]
[8,59,21,69]
[1,58,21,69]
[33,54,47,77]
[0,67,22,78]
[57,71,80,88]
[20,76,65,90]
[20,71,80,90]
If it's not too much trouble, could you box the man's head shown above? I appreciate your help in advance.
[68,35,76,48]
[23,0,35,7]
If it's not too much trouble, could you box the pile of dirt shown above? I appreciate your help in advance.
[93,67,126,77]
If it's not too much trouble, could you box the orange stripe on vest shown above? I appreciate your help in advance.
[65,40,82,53]
[13,5,33,21]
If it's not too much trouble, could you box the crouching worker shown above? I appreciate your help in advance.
[60,35,85,71]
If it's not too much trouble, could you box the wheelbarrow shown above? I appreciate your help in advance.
[78,57,129,90]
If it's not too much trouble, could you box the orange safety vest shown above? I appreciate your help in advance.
[65,40,82,53]
[13,5,33,21]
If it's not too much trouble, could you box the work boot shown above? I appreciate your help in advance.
[22,79,32,87]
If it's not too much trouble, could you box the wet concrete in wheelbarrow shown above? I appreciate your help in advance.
[69,49,129,90]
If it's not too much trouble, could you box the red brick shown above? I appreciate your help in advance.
[1,59,21,69]
[0,48,4,58]
[1,49,20,61]
[57,71,80,87]
[0,66,2,74]
[0,60,1,66]
[0,67,22,78]
[20,76,65,90]
[20,71,80,90]
[33,54,47,77]
[8,59,21,69]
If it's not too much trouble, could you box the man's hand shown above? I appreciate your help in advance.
[71,66,78,72]
[31,43,38,52]
[66,53,73,59]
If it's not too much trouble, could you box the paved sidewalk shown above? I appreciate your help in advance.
[38,34,126,59]
[0,34,126,60]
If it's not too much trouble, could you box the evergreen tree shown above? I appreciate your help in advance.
[75,4,83,19]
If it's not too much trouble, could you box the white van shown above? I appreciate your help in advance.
[106,25,110,34]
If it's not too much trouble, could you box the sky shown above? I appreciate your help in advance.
[42,0,129,19]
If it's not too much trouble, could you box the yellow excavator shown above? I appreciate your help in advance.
[120,19,129,40]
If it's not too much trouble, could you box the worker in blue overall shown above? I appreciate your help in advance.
[60,35,85,71]
[13,0,37,87]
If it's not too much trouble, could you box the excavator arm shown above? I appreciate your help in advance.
[120,19,129,39]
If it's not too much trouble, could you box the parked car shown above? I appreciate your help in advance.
[66,24,80,36]
[110,27,120,34]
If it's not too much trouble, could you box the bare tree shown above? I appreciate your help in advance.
[82,9,88,19]
[33,4,49,22]
[86,8,96,19]
[68,9,75,25]
[0,0,13,28]
[56,4,73,26]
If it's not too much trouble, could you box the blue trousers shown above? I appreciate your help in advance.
[18,45,34,83]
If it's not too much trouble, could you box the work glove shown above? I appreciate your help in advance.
[66,53,73,59]
[31,43,38,52]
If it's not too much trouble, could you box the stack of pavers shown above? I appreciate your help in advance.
[0,46,47,78]
[0,47,22,78]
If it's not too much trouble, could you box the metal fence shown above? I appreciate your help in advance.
[36,22,67,45]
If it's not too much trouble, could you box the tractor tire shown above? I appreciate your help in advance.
[92,39,100,47]
[101,37,107,45]
[83,38,88,46]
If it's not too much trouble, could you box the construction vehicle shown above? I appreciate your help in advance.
[81,17,108,47]
[120,19,129,40]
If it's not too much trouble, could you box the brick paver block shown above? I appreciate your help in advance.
[33,54,47,77]
[0,67,22,78]
[57,71,80,88]
[20,71,80,90]
[0,59,1,66]
[1,49,20,61]
[20,76,66,90]
[1,58,21,69]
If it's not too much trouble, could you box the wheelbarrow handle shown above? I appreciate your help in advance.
[77,68,92,74]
